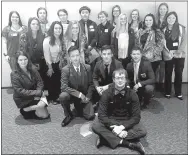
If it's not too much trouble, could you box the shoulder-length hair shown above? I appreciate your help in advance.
[165,11,180,41]
[27,17,44,48]
[8,11,23,27]
[111,5,121,25]
[129,9,140,24]
[143,13,158,31]
[47,21,64,46]
[37,7,48,19]
[14,51,33,73]
[115,13,129,38]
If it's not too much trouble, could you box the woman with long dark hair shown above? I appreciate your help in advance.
[111,5,121,27]
[25,17,46,83]
[163,11,186,100]
[11,51,50,119]
[2,11,27,70]
[43,21,67,103]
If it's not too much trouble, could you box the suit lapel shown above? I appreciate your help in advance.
[99,61,105,79]
[109,58,115,75]
[70,64,78,88]
[80,64,86,86]
[138,59,144,80]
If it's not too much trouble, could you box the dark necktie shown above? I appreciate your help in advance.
[85,22,88,43]
[115,89,125,96]
[105,64,109,81]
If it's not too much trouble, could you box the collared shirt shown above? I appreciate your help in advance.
[114,88,125,96]
[133,60,141,83]
[73,64,80,72]
[103,61,111,73]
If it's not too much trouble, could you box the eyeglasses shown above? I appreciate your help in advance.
[113,10,120,12]
[114,76,125,80]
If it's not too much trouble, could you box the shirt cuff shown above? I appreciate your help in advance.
[138,82,142,87]
[79,92,82,98]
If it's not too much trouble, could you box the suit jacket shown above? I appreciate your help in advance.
[61,63,95,99]
[126,58,155,88]
[11,68,43,109]
[111,28,135,59]
[79,19,97,48]
[93,58,123,87]
[98,83,141,130]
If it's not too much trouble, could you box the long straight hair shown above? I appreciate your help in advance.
[27,17,44,51]
[157,3,169,28]
[65,20,84,51]
[8,11,23,27]
[111,5,121,25]
[165,11,180,41]
[47,21,64,46]
[115,13,129,38]
[129,9,140,25]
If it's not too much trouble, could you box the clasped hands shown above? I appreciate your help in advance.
[80,93,90,104]
[110,125,128,139]
[96,85,109,96]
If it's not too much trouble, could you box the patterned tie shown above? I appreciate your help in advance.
[134,63,138,84]
[85,22,88,43]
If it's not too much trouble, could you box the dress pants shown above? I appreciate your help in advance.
[165,58,185,96]
[59,92,95,120]
[137,85,154,105]
[92,120,147,149]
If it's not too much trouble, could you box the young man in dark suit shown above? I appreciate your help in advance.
[126,47,155,109]
[59,46,95,127]
[93,45,123,99]
[92,68,147,155]
[79,6,98,65]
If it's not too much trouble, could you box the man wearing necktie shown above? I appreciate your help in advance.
[59,46,95,127]
[92,68,147,155]
[126,47,155,109]
[93,45,123,109]
[79,6,98,69]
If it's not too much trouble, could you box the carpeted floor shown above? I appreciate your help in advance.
[2,84,188,154]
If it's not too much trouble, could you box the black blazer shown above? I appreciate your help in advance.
[93,58,123,87]
[61,63,95,99]
[111,28,135,59]
[126,58,155,88]
[11,69,43,109]
[128,21,143,30]
[79,19,97,48]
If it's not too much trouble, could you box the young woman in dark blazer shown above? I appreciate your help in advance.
[111,13,135,69]
[163,11,186,100]
[11,51,49,119]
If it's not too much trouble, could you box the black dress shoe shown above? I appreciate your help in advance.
[61,116,73,127]
[129,142,145,155]
[165,94,171,99]
[95,136,103,148]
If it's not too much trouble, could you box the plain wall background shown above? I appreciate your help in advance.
[1,1,187,87]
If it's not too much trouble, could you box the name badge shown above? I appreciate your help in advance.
[173,42,178,47]
[105,29,108,33]
[90,25,94,28]
[90,29,94,32]
[71,42,75,46]
[12,33,18,36]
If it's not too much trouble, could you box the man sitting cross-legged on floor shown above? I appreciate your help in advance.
[126,47,155,109]
[93,45,123,111]
[92,68,147,155]
[59,46,95,127]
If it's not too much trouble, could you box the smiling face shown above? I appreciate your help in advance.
[145,16,153,28]
[113,72,126,89]
[80,10,90,21]
[98,13,107,25]
[167,14,176,26]
[69,49,80,66]
[58,11,68,22]
[131,10,139,21]
[17,55,28,69]
[101,49,113,64]
[30,19,39,32]
[159,5,168,16]
[120,14,127,25]
[131,50,142,63]
[38,9,47,21]
[53,24,62,36]
[11,13,19,25]
[72,23,79,35]
[113,7,120,17]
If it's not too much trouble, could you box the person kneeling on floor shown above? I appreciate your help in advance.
[92,68,147,155]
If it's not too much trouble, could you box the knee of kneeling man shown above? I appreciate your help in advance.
[59,92,70,101]
[85,114,95,121]
[92,122,101,132]
[141,127,147,137]
[145,85,154,93]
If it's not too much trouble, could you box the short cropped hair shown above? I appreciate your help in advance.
[131,46,142,54]
[79,6,91,14]
[98,11,108,18]
[112,68,128,80]
[57,9,68,16]
[101,45,112,53]
[68,46,80,55]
